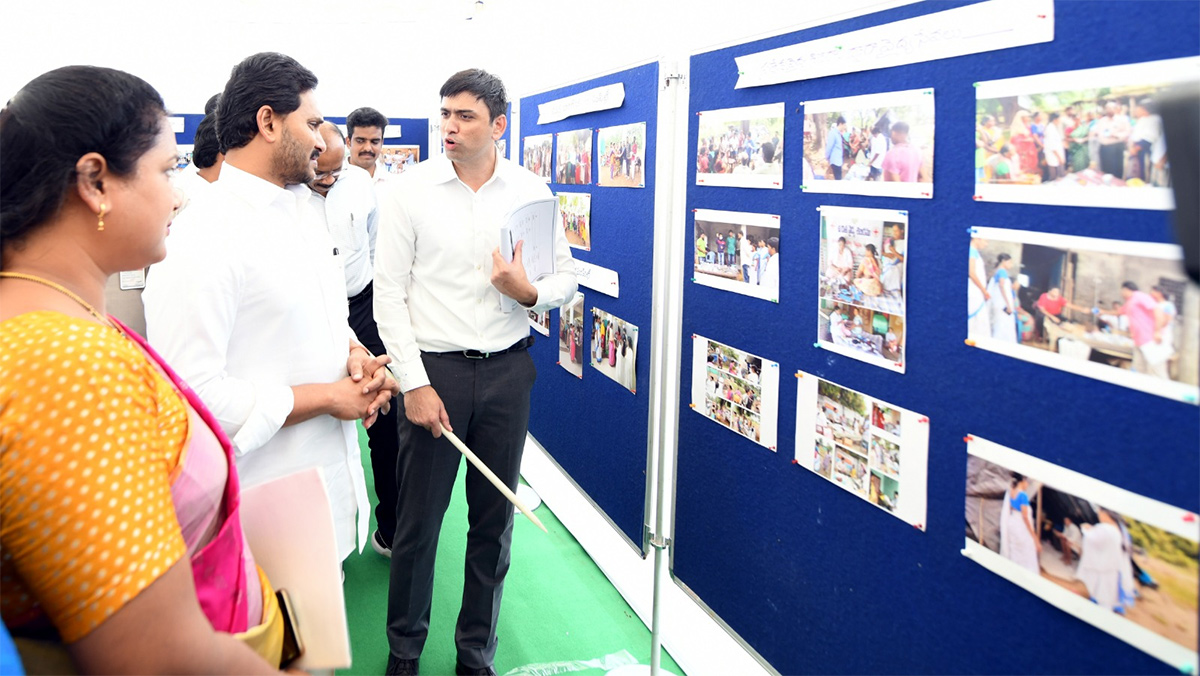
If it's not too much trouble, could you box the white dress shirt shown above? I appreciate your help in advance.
[322,164,379,297]
[143,162,369,558]
[374,153,578,393]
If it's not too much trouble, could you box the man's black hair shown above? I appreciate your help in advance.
[216,52,318,152]
[439,69,507,122]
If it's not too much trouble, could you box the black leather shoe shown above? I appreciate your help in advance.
[386,655,419,675]
[455,659,496,676]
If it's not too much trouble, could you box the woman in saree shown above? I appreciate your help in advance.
[853,243,883,297]
[1,66,287,674]
[999,474,1041,574]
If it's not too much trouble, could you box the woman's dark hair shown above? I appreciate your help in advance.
[439,69,507,122]
[997,252,1012,264]
[1,65,166,253]
[864,243,878,256]
[216,52,318,152]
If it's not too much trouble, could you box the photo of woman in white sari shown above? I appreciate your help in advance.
[1000,474,1041,574]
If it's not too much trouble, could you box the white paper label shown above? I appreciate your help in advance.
[735,0,1054,89]
[537,83,626,125]
[573,260,619,298]
[118,269,146,290]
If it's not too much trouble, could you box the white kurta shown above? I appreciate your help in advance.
[1077,521,1124,611]
[144,163,369,559]
[324,164,379,297]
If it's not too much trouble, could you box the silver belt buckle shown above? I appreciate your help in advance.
[464,349,489,359]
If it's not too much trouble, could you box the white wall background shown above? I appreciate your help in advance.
[1,0,912,120]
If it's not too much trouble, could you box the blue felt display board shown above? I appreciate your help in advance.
[675,1,1199,674]
[521,62,659,551]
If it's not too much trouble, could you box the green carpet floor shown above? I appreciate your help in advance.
[338,426,682,676]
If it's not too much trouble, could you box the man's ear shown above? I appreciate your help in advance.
[491,113,507,141]
[257,105,280,143]
[73,152,109,213]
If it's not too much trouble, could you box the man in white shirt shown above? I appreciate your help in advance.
[144,52,398,562]
[347,106,392,186]
[760,236,780,296]
[309,120,401,559]
[375,69,577,676]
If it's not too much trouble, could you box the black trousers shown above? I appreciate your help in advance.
[349,282,400,542]
[386,347,536,668]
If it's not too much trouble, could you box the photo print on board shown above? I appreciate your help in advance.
[796,372,928,528]
[974,56,1200,210]
[557,291,585,379]
[496,138,507,159]
[693,209,781,303]
[555,128,593,186]
[527,308,550,337]
[589,307,638,393]
[801,88,935,199]
[558,192,591,251]
[968,227,1198,404]
[817,205,908,373]
[597,122,647,188]
[964,436,1199,670]
[380,146,420,175]
[523,132,553,183]
[690,335,780,451]
[696,102,784,189]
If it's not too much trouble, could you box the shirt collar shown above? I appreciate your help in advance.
[428,149,512,189]
[218,162,309,211]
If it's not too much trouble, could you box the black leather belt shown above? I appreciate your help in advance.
[348,280,373,303]
[439,335,534,360]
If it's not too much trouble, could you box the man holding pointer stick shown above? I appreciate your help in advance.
[374,69,576,676]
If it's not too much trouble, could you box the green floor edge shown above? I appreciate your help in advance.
[338,425,683,676]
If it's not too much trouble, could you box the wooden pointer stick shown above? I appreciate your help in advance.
[440,427,548,533]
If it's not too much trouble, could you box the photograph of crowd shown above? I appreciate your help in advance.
[380,146,419,175]
[597,122,646,188]
[968,228,1198,403]
[692,336,780,450]
[698,340,766,447]
[558,192,591,250]
[802,88,935,199]
[696,102,784,189]
[796,373,928,527]
[589,308,637,393]
[555,128,593,185]
[816,206,907,372]
[523,133,553,183]
[527,308,550,337]
[974,57,1199,210]
[965,439,1199,666]
[693,209,781,302]
[557,292,585,379]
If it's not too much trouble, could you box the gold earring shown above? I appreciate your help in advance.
[97,204,106,232]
